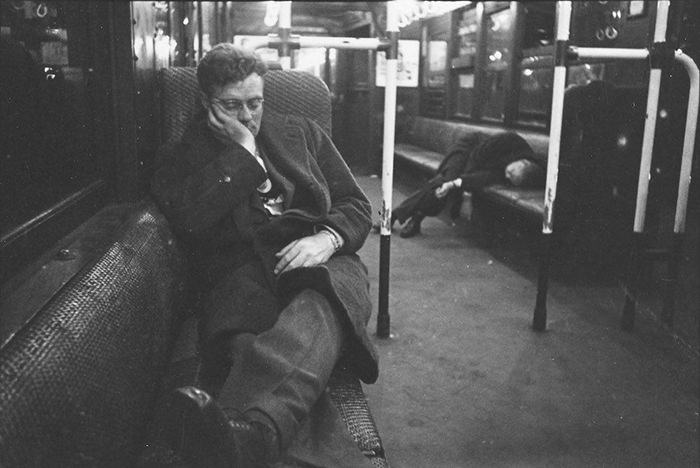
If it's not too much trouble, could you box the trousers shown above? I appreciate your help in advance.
[208,288,345,452]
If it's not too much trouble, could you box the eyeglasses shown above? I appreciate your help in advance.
[211,97,264,114]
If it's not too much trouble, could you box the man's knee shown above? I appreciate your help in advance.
[282,288,345,349]
[288,287,334,318]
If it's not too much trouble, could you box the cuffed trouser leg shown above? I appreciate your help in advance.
[217,288,344,453]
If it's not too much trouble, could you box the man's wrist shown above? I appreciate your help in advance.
[318,228,342,252]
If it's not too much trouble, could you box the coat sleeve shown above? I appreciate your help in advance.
[151,121,267,235]
[305,120,372,254]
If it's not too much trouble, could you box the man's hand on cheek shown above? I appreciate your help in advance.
[207,104,256,154]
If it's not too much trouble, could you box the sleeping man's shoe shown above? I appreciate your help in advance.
[372,214,398,233]
[164,386,272,468]
[399,216,422,238]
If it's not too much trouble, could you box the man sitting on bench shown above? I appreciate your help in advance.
[151,43,378,467]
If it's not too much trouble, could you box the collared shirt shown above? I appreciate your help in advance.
[253,145,285,216]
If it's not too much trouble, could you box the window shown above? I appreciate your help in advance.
[429,1,558,127]
[420,16,450,118]
[515,2,555,127]
[1,1,118,283]
[521,1,554,50]
[451,6,479,117]
[481,7,514,121]
[1,3,102,233]
[426,40,448,87]
[517,54,553,127]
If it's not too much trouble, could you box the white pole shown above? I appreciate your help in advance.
[633,0,670,232]
[278,1,292,70]
[376,0,399,338]
[533,0,572,331]
[573,47,649,61]
[621,0,672,330]
[380,11,398,236]
[299,36,384,50]
[542,1,572,234]
[672,51,699,234]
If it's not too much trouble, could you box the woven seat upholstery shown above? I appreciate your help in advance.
[0,203,189,467]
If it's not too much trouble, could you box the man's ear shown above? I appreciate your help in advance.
[199,91,211,110]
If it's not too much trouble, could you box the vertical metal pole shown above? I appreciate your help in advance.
[278,1,292,70]
[533,1,571,332]
[661,51,699,325]
[196,1,203,62]
[671,51,698,238]
[621,0,670,330]
[376,1,399,339]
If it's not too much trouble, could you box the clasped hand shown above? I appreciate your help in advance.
[274,232,337,275]
[435,178,461,199]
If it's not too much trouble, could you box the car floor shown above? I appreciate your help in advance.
[354,174,699,468]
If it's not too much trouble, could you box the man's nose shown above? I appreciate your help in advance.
[237,105,253,120]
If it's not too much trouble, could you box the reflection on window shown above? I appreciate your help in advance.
[518,60,553,126]
[482,70,507,120]
[482,8,513,121]
[568,63,605,87]
[1,1,100,235]
[454,72,475,117]
[455,7,478,67]
[485,8,512,71]
[522,2,555,49]
[426,40,447,87]
[451,6,479,118]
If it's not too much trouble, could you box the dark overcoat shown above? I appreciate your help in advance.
[151,110,378,384]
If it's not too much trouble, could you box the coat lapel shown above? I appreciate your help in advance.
[259,112,330,216]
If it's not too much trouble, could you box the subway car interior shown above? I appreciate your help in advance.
[1,1,699,467]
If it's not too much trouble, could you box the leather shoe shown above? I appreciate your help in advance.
[164,386,269,468]
[400,216,422,238]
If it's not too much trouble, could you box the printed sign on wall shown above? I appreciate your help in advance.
[376,40,419,88]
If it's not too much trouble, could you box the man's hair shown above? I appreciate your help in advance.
[197,43,268,97]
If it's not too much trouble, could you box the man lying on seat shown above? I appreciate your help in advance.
[377,131,544,238]
[151,43,378,467]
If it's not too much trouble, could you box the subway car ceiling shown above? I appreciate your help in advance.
[1,1,698,287]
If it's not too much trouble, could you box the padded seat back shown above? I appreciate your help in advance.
[159,66,332,145]
[401,116,550,167]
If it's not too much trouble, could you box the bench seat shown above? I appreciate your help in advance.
[394,142,443,173]
[480,185,545,219]
[0,201,389,468]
